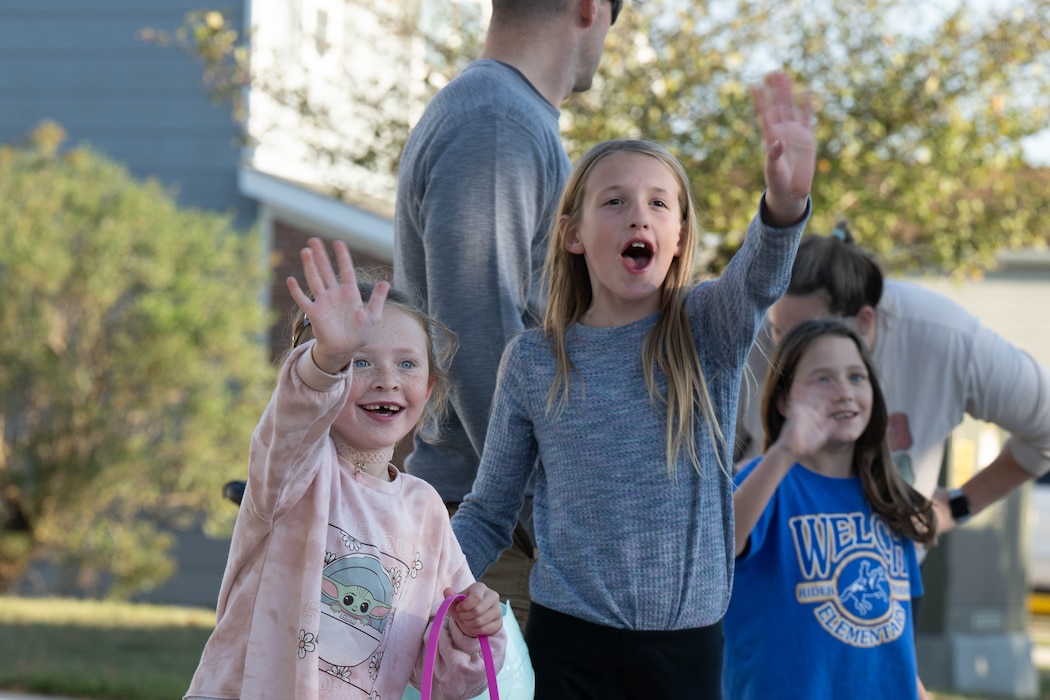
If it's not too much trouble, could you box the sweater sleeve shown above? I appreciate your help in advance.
[689,195,809,367]
[451,336,536,576]
[965,320,1050,476]
[245,341,349,519]
[409,504,508,700]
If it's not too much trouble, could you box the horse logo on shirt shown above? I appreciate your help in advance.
[839,560,888,616]
[791,512,911,648]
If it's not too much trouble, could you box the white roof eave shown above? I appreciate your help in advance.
[238,165,394,262]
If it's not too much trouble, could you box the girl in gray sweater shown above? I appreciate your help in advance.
[452,71,815,698]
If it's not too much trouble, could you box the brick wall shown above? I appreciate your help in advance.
[268,219,391,363]
[268,218,413,468]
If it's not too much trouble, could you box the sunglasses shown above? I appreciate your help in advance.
[611,0,622,25]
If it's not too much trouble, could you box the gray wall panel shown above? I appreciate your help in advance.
[0,1,256,229]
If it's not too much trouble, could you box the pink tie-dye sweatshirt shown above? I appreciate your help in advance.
[185,342,505,699]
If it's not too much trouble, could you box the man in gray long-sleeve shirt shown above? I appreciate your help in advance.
[393,0,622,627]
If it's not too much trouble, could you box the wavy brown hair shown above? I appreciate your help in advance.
[762,318,935,544]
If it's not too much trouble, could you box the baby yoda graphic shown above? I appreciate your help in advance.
[319,553,395,668]
[323,582,391,630]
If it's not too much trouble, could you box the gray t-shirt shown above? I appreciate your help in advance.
[394,60,570,502]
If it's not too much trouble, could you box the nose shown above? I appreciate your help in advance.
[831,379,853,402]
[371,364,400,389]
[628,202,650,229]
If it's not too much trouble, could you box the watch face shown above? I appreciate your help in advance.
[949,494,970,520]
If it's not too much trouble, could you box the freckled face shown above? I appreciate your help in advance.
[331,307,434,451]
[564,151,684,325]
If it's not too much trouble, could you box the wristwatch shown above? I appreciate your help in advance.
[948,488,972,524]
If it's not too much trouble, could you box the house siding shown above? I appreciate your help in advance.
[0,0,256,228]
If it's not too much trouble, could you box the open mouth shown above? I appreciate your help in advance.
[362,403,403,416]
[622,240,653,271]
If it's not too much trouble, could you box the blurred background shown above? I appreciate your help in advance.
[2,0,1050,697]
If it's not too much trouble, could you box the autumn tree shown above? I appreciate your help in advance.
[0,123,274,598]
[157,0,1050,274]
[572,0,1050,274]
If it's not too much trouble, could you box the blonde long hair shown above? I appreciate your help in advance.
[541,139,727,477]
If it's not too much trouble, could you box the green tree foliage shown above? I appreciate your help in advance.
[0,123,275,598]
[158,0,1050,275]
[574,0,1050,273]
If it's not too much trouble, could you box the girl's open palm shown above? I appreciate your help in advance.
[776,391,834,463]
[286,237,389,374]
[752,71,816,221]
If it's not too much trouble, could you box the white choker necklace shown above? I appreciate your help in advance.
[334,440,394,480]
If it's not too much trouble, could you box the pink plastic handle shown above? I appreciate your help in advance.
[419,593,500,700]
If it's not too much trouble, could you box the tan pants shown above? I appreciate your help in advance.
[447,502,535,630]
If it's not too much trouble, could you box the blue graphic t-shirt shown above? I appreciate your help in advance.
[722,458,923,700]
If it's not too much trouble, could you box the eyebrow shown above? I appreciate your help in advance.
[804,364,868,375]
[594,184,674,197]
[389,347,428,356]
[355,345,427,357]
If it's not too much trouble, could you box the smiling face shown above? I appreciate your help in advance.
[563,150,684,326]
[782,335,873,450]
[331,306,435,452]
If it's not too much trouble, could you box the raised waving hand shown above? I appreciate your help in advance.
[751,70,816,228]
[286,237,389,374]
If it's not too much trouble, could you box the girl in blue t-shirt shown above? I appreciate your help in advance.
[724,318,935,700]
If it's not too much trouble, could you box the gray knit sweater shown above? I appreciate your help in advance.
[394,60,570,503]
[452,201,807,630]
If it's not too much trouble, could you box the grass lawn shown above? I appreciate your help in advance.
[0,596,214,700]
[1,595,1049,699]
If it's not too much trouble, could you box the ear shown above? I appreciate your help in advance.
[425,376,436,402]
[562,215,585,254]
[776,392,789,419]
[578,0,601,27]
[674,220,686,257]
[854,305,877,348]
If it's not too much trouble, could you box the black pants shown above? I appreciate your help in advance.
[525,602,724,699]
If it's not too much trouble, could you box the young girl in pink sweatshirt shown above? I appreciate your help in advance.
[186,237,505,700]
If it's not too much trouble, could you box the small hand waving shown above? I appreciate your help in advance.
[751,71,816,227]
[286,237,390,374]
[776,389,834,462]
